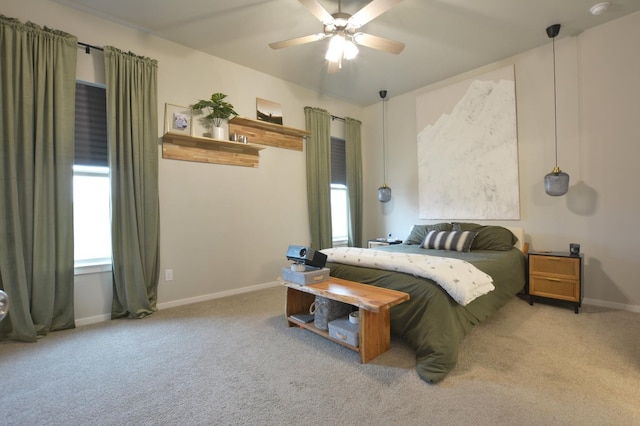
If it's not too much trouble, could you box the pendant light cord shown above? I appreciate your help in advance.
[382,96,387,185]
[552,34,558,169]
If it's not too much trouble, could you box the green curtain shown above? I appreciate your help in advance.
[344,118,363,248]
[304,107,333,250]
[0,16,77,341]
[104,47,160,319]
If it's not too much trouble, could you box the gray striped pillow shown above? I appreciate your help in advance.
[421,230,477,252]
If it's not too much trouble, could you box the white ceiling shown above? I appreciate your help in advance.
[52,0,640,106]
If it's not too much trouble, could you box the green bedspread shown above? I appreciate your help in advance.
[326,245,526,384]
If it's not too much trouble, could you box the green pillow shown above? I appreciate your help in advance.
[404,223,453,245]
[451,222,517,251]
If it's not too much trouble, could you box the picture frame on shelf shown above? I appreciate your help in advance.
[164,103,192,135]
[256,97,283,125]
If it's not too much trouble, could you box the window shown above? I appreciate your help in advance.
[73,82,111,272]
[73,166,111,266]
[331,137,348,245]
[331,184,348,244]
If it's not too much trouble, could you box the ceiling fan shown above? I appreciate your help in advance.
[269,0,405,72]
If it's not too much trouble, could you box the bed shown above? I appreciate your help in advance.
[322,223,527,384]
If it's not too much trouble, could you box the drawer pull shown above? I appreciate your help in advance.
[545,277,562,282]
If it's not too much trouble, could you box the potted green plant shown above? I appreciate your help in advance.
[191,93,238,140]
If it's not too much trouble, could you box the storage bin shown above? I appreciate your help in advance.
[281,267,330,286]
[328,317,360,347]
[310,296,352,331]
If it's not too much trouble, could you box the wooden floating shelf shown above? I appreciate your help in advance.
[162,132,265,168]
[229,117,309,151]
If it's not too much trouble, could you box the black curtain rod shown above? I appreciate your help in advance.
[331,115,345,122]
[78,41,104,54]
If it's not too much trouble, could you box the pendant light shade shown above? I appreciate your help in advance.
[545,167,570,196]
[377,90,391,202]
[378,184,392,202]
[544,23,569,196]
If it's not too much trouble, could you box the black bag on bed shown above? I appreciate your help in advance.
[309,296,352,331]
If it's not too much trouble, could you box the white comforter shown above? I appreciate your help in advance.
[322,247,494,306]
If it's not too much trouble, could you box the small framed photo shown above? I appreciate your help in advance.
[165,103,192,135]
[256,98,283,125]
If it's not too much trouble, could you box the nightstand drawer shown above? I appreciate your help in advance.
[529,255,580,280]
[529,276,579,302]
[528,251,583,313]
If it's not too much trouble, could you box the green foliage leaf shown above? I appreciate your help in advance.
[191,92,238,127]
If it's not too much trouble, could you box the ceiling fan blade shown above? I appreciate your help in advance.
[353,32,405,54]
[299,0,334,24]
[349,0,403,28]
[269,33,327,50]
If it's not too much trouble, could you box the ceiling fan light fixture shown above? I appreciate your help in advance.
[270,0,405,73]
[334,17,349,27]
[325,35,345,62]
[325,35,358,62]
[349,18,364,29]
[343,40,359,60]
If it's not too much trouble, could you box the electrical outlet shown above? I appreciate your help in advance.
[165,269,173,281]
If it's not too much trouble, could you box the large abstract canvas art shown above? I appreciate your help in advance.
[416,65,520,220]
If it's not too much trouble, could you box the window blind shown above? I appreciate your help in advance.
[331,137,346,185]
[74,82,107,167]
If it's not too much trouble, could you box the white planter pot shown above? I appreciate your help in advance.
[212,126,225,140]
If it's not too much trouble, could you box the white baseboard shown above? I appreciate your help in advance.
[156,280,281,310]
[75,313,111,327]
[74,281,282,327]
[74,284,638,326]
[583,297,640,313]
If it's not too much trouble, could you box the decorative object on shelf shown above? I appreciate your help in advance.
[256,97,283,125]
[164,103,192,135]
[378,90,391,202]
[544,24,570,197]
[191,92,238,140]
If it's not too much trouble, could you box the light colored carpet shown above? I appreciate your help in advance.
[1,286,639,425]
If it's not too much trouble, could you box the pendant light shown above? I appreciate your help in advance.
[377,90,391,202]
[544,23,570,196]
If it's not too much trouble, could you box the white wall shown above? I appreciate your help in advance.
[363,12,640,312]
[4,0,364,324]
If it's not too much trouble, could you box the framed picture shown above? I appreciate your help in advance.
[256,98,283,125]
[415,65,520,219]
[164,103,192,135]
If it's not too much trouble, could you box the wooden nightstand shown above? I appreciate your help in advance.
[528,251,583,313]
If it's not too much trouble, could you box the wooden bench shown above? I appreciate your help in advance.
[283,277,409,363]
